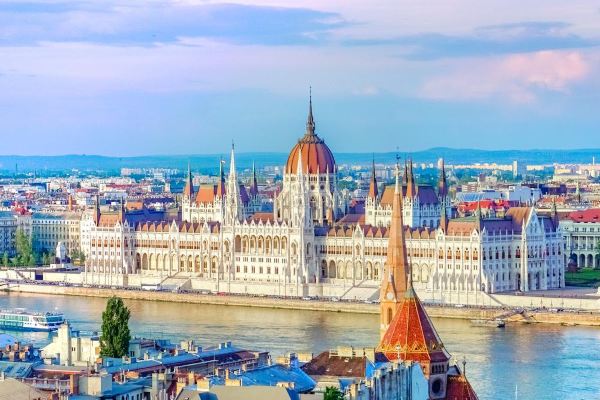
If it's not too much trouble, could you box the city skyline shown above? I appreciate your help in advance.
[1,1,600,155]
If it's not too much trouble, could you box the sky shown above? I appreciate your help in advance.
[1,0,600,156]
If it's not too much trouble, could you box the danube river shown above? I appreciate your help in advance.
[1,292,599,400]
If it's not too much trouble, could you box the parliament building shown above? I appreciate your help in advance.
[80,97,565,301]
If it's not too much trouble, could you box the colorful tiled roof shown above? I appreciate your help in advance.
[377,286,451,364]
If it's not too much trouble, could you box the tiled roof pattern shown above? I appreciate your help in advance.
[378,287,451,364]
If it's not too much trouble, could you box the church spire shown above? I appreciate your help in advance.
[406,158,416,198]
[306,87,315,136]
[183,161,194,201]
[249,161,259,197]
[229,141,236,180]
[438,158,448,198]
[379,161,409,339]
[216,156,226,198]
[368,156,378,200]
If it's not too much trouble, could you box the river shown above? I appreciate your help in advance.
[0,292,598,400]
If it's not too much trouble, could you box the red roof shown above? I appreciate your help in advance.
[458,199,514,213]
[568,209,600,223]
[378,287,451,365]
[445,374,479,400]
[285,134,336,174]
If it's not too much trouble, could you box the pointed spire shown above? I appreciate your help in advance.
[405,158,416,198]
[183,161,194,200]
[250,161,259,197]
[378,163,451,371]
[379,158,409,338]
[216,156,226,198]
[229,141,236,180]
[402,159,408,185]
[368,156,379,200]
[305,86,316,136]
[438,158,448,198]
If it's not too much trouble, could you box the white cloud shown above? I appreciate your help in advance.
[420,50,591,103]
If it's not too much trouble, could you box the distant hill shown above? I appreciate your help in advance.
[0,148,598,174]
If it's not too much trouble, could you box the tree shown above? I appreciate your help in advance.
[14,229,36,267]
[324,387,344,400]
[1,252,7,268]
[100,296,131,358]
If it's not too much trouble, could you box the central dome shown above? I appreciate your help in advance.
[285,98,336,174]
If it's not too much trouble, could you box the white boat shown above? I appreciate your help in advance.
[0,309,64,332]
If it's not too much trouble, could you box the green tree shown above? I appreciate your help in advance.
[14,229,37,267]
[100,296,131,358]
[1,252,7,268]
[324,387,344,400]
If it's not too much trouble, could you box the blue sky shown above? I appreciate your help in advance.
[1,0,600,155]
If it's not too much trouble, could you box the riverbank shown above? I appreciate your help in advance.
[5,283,600,327]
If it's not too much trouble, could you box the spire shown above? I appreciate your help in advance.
[216,157,226,198]
[229,141,236,180]
[368,156,378,200]
[378,166,451,374]
[438,158,448,198]
[402,159,408,185]
[305,87,315,136]
[249,161,259,197]
[379,160,410,339]
[405,159,416,198]
[183,161,194,200]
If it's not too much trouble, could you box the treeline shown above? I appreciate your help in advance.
[1,229,85,268]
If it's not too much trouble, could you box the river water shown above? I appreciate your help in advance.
[0,292,598,400]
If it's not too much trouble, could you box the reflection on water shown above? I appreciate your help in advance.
[0,292,599,400]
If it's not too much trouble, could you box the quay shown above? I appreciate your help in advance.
[4,282,600,327]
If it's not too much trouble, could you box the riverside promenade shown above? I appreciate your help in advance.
[5,282,600,327]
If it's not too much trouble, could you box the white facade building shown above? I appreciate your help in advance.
[79,99,566,300]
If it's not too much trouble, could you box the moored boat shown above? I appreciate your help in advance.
[470,318,506,328]
[0,309,64,332]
